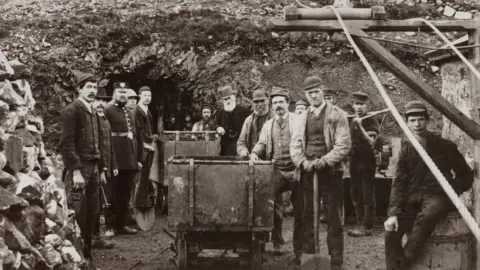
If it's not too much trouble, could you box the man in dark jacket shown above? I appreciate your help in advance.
[134,86,155,210]
[104,82,143,236]
[92,87,116,248]
[215,85,250,156]
[60,70,107,260]
[384,101,473,270]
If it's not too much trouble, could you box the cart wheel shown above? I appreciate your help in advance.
[175,239,188,270]
[250,236,263,270]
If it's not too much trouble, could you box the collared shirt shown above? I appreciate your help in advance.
[309,102,326,117]
[138,104,149,116]
[275,113,288,121]
[79,97,92,113]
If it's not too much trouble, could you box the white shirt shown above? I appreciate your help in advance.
[275,113,288,121]
[309,102,326,117]
[138,103,149,115]
[79,97,92,114]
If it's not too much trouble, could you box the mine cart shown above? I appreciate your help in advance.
[167,156,275,270]
[155,131,220,214]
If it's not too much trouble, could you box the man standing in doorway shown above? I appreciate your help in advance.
[215,85,250,156]
[347,92,380,237]
[250,87,296,255]
[104,82,143,236]
[290,76,351,269]
[192,104,215,132]
[384,101,473,270]
[134,86,155,210]
[237,89,274,158]
[60,71,107,261]
[294,100,308,115]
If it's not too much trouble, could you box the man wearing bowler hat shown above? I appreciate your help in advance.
[384,101,473,270]
[294,100,308,115]
[215,85,250,156]
[347,91,380,237]
[250,87,296,255]
[290,75,351,269]
[60,70,107,261]
[104,82,143,236]
[237,89,274,158]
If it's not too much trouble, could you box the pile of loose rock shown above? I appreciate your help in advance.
[0,51,86,270]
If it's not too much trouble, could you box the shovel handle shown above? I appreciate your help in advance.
[101,186,110,206]
[313,171,320,254]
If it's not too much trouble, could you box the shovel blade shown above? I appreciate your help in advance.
[301,254,331,270]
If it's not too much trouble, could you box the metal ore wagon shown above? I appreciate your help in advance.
[167,156,275,270]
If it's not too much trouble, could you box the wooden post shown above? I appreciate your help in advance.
[468,13,480,270]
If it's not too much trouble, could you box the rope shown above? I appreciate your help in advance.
[327,6,480,242]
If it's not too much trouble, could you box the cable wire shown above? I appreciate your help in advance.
[327,5,480,242]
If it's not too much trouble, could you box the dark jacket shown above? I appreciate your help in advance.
[388,132,473,217]
[98,113,117,177]
[215,105,250,144]
[105,103,143,170]
[135,106,153,144]
[60,99,106,171]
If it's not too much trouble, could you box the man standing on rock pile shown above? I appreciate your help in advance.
[384,101,473,270]
[60,71,108,262]
[104,82,143,237]
[237,89,274,158]
[249,87,296,256]
[290,75,351,269]
[215,85,250,156]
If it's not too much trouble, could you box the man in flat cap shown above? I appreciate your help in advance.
[250,87,294,254]
[60,70,107,261]
[290,75,351,268]
[104,82,143,236]
[294,100,308,115]
[192,104,215,133]
[347,91,380,237]
[215,85,250,156]
[384,101,473,270]
[323,88,337,105]
[134,86,155,211]
[91,87,116,249]
[237,89,274,157]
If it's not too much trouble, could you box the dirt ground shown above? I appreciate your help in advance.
[92,216,386,270]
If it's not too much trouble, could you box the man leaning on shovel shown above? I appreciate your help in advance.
[290,76,351,269]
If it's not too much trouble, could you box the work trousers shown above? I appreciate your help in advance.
[350,159,376,229]
[385,193,453,270]
[294,167,344,266]
[134,149,154,208]
[272,167,296,245]
[64,160,100,258]
[220,139,237,156]
[112,170,137,230]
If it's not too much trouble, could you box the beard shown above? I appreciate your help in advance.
[254,104,269,116]
[223,100,236,112]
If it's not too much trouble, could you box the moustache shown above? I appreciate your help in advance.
[275,107,284,111]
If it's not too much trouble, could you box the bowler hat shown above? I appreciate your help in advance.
[219,85,234,98]
[351,91,369,103]
[96,87,110,100]
[323,88,336,97]
[405,100,428,115]
[295,100,308,107]
[303,76,323,91]
[113,81,130,89]
[72,70,96,87]
[252,90,269,101]
[270,87,289,99]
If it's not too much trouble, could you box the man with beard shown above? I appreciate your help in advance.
[134,86,155,210]
[104,82,143,236]
[192,104,215,132]
[91,87,117,248]
[290,76,351,269]
[215,85,250,156]
[237,89,274,158]
[294,100,308,115]
[384,101,473,270]
[347,92,380,237]
[250,87,296,255]
[60,71,107,261]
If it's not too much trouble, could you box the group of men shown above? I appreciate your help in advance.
[59,71,156,264]
[205,76,473,269]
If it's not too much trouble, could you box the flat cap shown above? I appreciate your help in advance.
[351,91,369,103]
[252,90,269,101]
[295,100,308,107]
[200,104,214,112]
[303,76,323,91]
[270,87,289,99]
[139,86,151,93]
[219,85,234,98]
[113,81,130,89]
[323,88,335,97]
[72,70,96,87]
[405,100,428,115]
[126,88,139,99]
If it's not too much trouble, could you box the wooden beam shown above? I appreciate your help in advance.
[284,6,385,21]
[268,19,480,32]
[349,28,480,140]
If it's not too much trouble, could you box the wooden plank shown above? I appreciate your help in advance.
[284,7,378,21]
[267,19,480,32]
[468,14,480,270]
[350,29,480,140]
